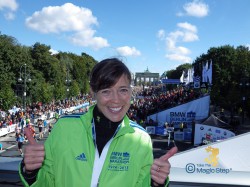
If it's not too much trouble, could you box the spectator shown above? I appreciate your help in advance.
[16,133,25,157]
[48,123,53,135]
[43,119,48,134]
[38,119,43,140]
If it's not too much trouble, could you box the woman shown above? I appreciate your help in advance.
[20,58,177,187]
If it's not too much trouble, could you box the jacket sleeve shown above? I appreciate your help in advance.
[151,177,170,187]
[135,134,154,187]
[133,133,170,187]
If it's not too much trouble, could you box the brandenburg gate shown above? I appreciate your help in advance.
[134,67,159,86]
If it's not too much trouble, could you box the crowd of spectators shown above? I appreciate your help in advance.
[128,85,205,126]
[0,85,207,152]
[0,86,205,132]
[0,94,93,131]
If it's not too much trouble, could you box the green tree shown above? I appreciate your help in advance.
[69,80,80,98]
[165,63,192,79]
[0,80,16,110]
[53,81,66,101]
[38,82,54,104]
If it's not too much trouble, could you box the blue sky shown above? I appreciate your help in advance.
[1,0,250,75]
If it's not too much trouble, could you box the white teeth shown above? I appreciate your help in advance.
[110,107,122,111]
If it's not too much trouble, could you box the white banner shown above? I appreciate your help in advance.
[169,133,250,185]
[147,95,210,128]
[62,102,90,114]
[194,124,235,145]
[0,124,16,137]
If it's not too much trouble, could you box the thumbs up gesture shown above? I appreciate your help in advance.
[23,127,45,173]
[151,146,178,185]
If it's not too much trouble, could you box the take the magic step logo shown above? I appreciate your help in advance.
[185,146,232,174]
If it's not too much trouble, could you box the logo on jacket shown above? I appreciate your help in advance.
[75,153,87,162]
[108,152,130,171]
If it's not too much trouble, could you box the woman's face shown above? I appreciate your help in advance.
[96,74,132,122]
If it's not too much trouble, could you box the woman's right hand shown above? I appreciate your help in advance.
[23,127,45,173]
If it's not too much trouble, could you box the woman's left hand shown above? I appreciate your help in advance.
[151,146,178,186]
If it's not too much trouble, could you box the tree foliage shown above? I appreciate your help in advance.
[193,45,250,112]
[166,63,192,79]
[0,33,96,110]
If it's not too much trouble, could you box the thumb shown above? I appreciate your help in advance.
[160,146,178,161]
[24,127,37,145]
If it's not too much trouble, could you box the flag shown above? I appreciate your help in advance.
[194,76,201,88]
[188,68,194,83]
[202,62,207,82]
[180,71,185,83]
[202,60,213,84]
[207,60,212,84]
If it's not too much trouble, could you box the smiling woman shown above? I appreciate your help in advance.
[90,58,132,123]
[19,57,175,187]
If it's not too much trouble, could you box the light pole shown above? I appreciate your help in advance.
[239,68,249,124]
[65,68,71,99]
[18,64,31,112]
[239,79,249,124]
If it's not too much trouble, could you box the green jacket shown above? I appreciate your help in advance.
[20,105,153,187]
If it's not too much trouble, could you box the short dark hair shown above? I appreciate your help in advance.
[90,58,131,93]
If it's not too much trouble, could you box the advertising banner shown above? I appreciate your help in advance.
[147,95,210,128]
[169,132,250,185]
[194,124,235,145]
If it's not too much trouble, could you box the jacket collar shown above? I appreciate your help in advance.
[80,105,135,138]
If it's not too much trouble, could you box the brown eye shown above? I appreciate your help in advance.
[100,89,111,96]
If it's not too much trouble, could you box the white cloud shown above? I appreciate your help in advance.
[166,53,192,63]
[0,0,18,11]
[176,22,198,42]
[116,46,141,57]
[246,44,250,50]
[166,37,192,62]
[26,3,97,33]
[177,22,197,33]
[175,46,191,56]
[70,30,109,50]
[177,0,209,18]
[0,0,18,20]
[182,0,209,17]
[168,30,184,42]
[182,31,199,42]
[157,29,166,40]
[25,3,109,50]
[49,48,59,55]
[158,22,198,63]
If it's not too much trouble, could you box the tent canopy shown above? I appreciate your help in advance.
[201,114,231,129]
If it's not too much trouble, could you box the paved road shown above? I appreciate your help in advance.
[0,133,49,158]
[0,124,51,187]
[0,124,51,158]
